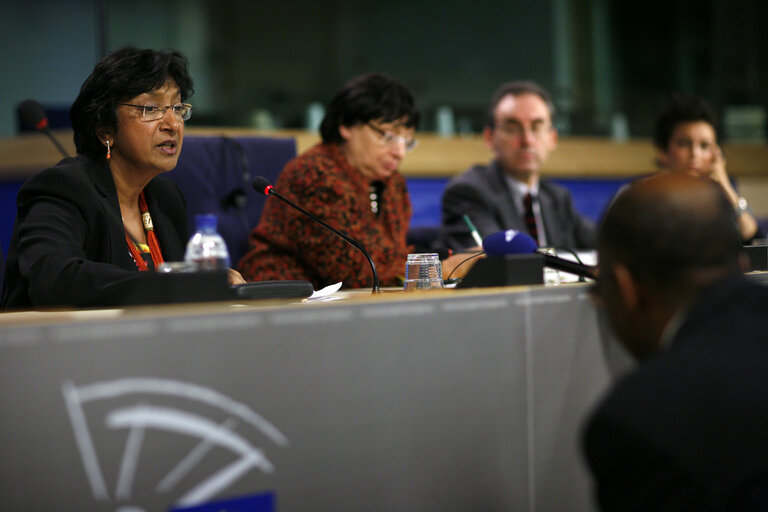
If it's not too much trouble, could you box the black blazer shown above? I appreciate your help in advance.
[439,160,596,251]
[1,155,188,309]
[583,275,768,511]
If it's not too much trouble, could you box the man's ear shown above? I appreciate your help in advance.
[656,149,670,169]
[612,263,639,312]
[482,126,494,150]
[548,125,559,150]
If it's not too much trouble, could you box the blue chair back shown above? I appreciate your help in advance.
[0,241,5,294]
[168,135,297,264]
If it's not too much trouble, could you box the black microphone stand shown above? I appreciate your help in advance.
[260,184,381,294]
[40,126,71,159]
[538,251,596,281]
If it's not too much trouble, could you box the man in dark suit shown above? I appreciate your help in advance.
[583,172,768,511]
[440,81,595,251]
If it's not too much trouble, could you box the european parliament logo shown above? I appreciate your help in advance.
[61,377,288,511]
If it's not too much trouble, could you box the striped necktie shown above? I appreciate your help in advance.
[523,193,539,243]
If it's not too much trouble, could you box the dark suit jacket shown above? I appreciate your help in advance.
[1,155,188,309]
[439,160,596,250]
[583,275,768,511]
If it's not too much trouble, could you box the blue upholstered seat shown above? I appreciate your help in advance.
[0,241,5,293]
[168,135,297,264]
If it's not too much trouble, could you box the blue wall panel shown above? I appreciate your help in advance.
[406,176,631,229]
[0,181,22,257]
[1,176,631,258]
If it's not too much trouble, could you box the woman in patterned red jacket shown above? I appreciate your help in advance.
[238,73,419,289]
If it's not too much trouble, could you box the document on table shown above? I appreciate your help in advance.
[307,282,343,301]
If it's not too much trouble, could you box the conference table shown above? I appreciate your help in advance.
[0,282,632,512]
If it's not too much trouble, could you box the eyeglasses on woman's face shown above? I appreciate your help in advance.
[119,103,193,121]
[367,123,418,152]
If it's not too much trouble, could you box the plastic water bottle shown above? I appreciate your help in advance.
[184,214,230,271]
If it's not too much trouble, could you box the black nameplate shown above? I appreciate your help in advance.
[122,271,232,305]
[458,254,544,288]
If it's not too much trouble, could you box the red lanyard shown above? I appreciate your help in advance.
[125,191,164,271]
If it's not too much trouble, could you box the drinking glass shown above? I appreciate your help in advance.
[403,253,444,291]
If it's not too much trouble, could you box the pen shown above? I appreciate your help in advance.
[462,214,484,247]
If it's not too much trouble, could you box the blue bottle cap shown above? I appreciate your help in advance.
[194,214,218,232]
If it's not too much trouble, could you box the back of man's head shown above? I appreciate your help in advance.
[599,173,743,299]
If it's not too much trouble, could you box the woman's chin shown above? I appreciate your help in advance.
[376,166,398,180]
[360,167,395,181]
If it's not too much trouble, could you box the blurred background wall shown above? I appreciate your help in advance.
[1,0,766,141]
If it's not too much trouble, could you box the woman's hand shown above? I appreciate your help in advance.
[227,268,246,285]
[442,248,484,280]
[708,145,734,193]
[708,145,758,242]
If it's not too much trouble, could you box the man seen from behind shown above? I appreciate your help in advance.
[584,172,768,511]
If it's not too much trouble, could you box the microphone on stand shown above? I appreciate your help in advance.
[17,99,71,158]
[251,176,380,294]
[482,229,597,280]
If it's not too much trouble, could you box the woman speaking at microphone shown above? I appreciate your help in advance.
[1,47,243,309]
[238,73,420,289]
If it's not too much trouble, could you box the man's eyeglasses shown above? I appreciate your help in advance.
[120,103,193,121]
[367,123,418,152]
[494,121,551,138]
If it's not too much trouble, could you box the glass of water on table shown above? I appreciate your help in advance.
[403,253,444,291]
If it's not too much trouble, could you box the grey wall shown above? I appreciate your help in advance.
[0,0,766,139]
[0,1,98,135]
[206,1,559,129]
[0,0,208,137]
[0,0,562,136]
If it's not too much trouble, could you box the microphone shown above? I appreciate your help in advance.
[482,229,539,256]
[482,229,596,280]
[251,176,380,293]
[17,99,71,158]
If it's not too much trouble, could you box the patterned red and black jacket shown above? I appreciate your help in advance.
[237,143,412,289]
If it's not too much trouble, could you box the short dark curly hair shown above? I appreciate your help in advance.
[486,81,556,129]
[319,73,419,144]
[70,46,194,160]
[653,94,719,151]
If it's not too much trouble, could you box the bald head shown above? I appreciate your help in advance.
[600,172,743,293]
[596,173,744,357]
